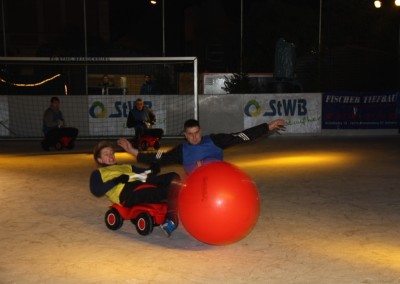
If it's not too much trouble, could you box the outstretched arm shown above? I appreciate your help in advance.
[211,119,286,149]
[117,137,183,166]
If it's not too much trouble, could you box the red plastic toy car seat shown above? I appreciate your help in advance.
[105,202,168,235]
[104,183,176,236]
[138,134,161,151]
[55,136,75,150]
[41,135,75,151]
[132,128,163,151]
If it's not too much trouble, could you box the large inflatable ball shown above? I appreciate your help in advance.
[179,161,260,245]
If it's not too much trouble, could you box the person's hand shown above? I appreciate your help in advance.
[117,138,131,151]
[144,121,151,128]
[148,162,160,175]
[58,120,64,128]
[117,138,138,156]
[130,171,149,182]
[112,174,130,184]
[268,119,286,131]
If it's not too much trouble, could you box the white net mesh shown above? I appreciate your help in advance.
[0,56,197,138]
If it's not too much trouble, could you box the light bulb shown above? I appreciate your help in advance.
[374,0,382,8]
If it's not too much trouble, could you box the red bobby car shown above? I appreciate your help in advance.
[55,136,75,150]
[104,183,179,236]
[41,135,75,151]
[105,202,169,236]
[132,128,164,151]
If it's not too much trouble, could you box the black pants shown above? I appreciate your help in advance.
[134,125,146,141]
[119,172,181,219]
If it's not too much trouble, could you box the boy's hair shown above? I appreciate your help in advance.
[184,119,200,130]
[93,141,114,164]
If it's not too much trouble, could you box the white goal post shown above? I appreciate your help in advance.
[0,56,198,138]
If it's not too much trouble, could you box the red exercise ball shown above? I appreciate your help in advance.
[179,161,260,245]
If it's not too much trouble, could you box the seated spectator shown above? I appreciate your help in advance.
[41,96,78,150]
[98,74,114,87]
[126,98,156,143]
[140,74,159,94]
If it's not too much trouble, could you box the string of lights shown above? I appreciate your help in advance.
[0,74,61,87]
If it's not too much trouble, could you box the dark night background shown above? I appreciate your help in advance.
[0,0,399,92]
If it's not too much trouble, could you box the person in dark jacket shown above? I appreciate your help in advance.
[42,96,78,150]
[126,98,156,143]
[118,118,285,175]
[140,74,159,94]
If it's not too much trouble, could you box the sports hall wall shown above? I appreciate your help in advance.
[0,91,399,139]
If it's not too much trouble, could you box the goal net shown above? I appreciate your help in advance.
[0,56,198,138]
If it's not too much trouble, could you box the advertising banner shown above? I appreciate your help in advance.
[322,92,398,129]
[243,93,322,134]
[88,96,166,136]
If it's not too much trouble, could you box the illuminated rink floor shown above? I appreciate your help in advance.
[0,135,400,284]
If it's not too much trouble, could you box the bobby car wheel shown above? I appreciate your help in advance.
[153,140,161,150]
[54,141,63,150]
[140,141,149,151]
[133,212,154,235]
[105,208,124,230]
[65,141,75,150]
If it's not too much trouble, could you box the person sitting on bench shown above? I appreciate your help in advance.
[126,98,156,143]
[42,96,78,150]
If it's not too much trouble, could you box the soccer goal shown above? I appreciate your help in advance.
[0,56,198,138]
